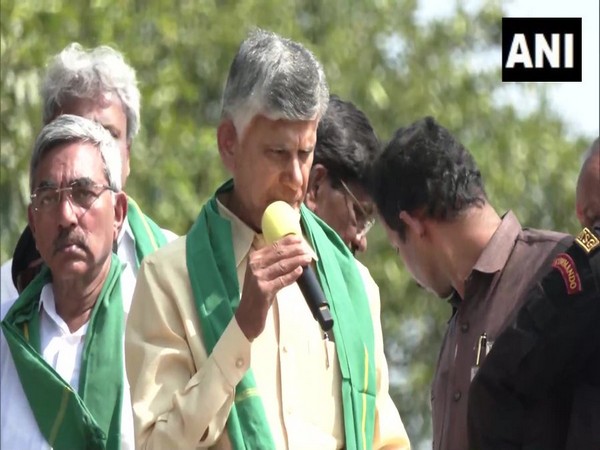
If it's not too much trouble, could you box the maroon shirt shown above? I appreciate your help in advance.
[431,211,571,450]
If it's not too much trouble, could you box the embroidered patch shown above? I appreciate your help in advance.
[575,227,600,254]
[551,253,582,295]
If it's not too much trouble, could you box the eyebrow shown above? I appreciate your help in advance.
[34,176,97,190]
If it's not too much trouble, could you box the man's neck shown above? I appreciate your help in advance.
[52,259,111,333]
[436,204,502,298]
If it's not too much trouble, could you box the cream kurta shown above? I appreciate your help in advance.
[125,202,410,450]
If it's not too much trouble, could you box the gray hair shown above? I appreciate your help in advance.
[221,29,329,136]
[41,43,141,144]
[30,114,122,193]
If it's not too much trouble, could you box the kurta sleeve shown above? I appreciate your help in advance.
[125,237,251,450]
[356,262,411,450]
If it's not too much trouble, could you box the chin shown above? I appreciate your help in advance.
[49,260,91,280]
[435,285,455,299]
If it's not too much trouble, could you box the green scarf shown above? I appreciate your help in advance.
[126,196,168,267]
[1,254,125,450]
[186,180,376,450]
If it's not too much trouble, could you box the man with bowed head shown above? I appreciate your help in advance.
[368,116,569,450]
[125,29,410,450]
[0,42,176,304]
[304,94,379,255]
[1,115,134,449]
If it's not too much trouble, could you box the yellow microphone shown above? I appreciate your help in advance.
[262,201,334,331]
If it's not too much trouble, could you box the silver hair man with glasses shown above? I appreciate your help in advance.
[305,95,379,254]
[125,29,410,450]
[1,115,134,450]
[0,42,176,304]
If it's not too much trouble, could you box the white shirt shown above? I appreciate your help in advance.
[0,284,134,450]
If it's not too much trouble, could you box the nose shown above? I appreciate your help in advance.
[350,232,367,254]
[56,192,78,228]
[283,156,303,190]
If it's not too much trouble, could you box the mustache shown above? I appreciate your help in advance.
[53,229,88,254]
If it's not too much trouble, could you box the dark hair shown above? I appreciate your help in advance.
[11,225,41,292]
[314,95,379,187]
[369,116,487,240]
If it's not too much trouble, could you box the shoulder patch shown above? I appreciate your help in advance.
[551,253,582,295]
[575,227,600,254]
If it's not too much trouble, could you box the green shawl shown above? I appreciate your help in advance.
[1,254,125,450]
[186,180,377,450]
[126,196,168,267]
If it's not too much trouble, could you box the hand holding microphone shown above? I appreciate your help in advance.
[262,202,334,332]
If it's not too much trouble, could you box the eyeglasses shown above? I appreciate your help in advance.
[30,181,115,213]
[339,179,376,239]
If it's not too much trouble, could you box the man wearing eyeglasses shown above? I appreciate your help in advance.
[304,95,377,255]
[0,43,176,305]
[1,115,134,449]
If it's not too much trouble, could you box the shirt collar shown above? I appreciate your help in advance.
[117,216,134,246]
[216,198,259,268]
[38,283,89,336]
[471,210,521,274]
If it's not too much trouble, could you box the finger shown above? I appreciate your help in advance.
[262,253,312,280]
[270,266,303,291]
[250,241,311,268]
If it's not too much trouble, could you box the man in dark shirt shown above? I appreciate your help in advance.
[468,139,600,450]
[368,116,570,450]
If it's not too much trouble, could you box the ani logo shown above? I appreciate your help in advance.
[502,18,582,82]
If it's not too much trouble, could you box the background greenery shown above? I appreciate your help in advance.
[1,0,593,447]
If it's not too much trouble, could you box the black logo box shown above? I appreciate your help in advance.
[502,18,582,82]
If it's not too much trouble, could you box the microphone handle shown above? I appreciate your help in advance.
[297,266,334,331]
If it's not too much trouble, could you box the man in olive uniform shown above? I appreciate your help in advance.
[468,176,600,448]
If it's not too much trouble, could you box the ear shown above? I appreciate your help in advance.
[399,210,425,238]
[113,192,128,241]
[217,119,238,173]
[305,164,328,211]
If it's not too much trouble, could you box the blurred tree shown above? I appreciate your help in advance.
[0,0,591,447]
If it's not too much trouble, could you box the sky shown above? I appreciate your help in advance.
[417,0,599,138]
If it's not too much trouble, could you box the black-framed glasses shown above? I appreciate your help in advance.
[339,179,376,239]
[30,180,115,213]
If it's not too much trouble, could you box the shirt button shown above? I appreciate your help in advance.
[453,390,462,401]
[460,322,469,333]
[235,358,244,368]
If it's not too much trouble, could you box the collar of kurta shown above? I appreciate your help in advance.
[186,179,377,450]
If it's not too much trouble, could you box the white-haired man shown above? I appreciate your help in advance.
[126,29,410,450]
[1,43,176,305]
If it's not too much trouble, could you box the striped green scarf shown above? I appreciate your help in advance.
[186,180,377,449]
[126,196,168,267]
[1,254,124,450]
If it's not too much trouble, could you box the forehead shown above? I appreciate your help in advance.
[33,141,105,185]
[380,218,402,246]
[244,115,318,147]
[60,96,126,129]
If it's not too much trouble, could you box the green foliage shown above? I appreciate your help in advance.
[1,0,591,447]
